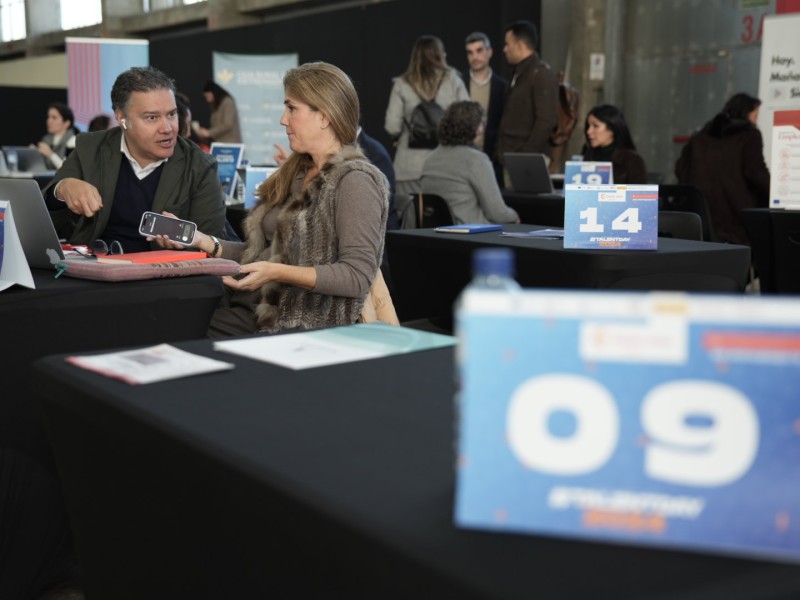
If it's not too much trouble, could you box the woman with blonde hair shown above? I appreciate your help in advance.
[385,35,469,227]
[154,62,390,336]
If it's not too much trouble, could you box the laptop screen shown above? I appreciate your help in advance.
[0,178,65,269]
[504,153,555,195]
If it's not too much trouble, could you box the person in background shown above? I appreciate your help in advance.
[675,92,769,245]
[385,35,469,228]
[421,100,519,225]
[31,102,78,169]
[463,31,508,187]
[496,20,559,187]
[43,66,227,252]
[88,114,112,132]
[156,62,390,337]
[582,104,647,184]
[193,81,243,144]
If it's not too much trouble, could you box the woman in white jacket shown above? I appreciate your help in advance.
[385,35,468,228]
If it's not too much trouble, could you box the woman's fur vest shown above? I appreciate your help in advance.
[241,145,388,333]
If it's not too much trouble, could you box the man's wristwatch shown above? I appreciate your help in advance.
[208,235,220,258]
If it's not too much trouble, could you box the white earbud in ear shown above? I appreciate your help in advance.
[121,119,128,130]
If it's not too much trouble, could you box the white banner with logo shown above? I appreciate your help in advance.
[756,13,800,169]
[213,52,298,166]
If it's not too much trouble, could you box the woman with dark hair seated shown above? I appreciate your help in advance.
[582,104,647,184]
[421,100,519,224]
[31,102,78,169]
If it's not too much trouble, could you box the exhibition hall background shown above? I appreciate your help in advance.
[0,0,539,160]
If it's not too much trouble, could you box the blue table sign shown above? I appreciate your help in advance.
[455,289,800,563]
[210,143,245,197]
[243,166,277,209]
[564,184,658,250]
[564,161,613,185]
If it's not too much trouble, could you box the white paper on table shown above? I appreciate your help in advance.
[66,343,235,384]
[214,323,455,370]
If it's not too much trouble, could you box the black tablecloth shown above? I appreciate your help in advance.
[33,339,800,599]
[1,270,224,598]
[386,224,751,326]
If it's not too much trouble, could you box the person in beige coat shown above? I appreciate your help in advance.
[385,35,469,228]
[193,80,243,144]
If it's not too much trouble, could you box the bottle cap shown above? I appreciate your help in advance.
[472,247,515,278]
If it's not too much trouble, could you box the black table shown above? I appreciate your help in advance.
[33,339,800,599]
[386,224,751,326]
[502,191,565,227]
[0,270,224,598]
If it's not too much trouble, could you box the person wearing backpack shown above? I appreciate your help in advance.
[385,35,469,228]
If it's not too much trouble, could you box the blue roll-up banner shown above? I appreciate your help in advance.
[212,52,298,166]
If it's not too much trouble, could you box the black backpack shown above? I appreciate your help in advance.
[405,76,445,149]
[406,99,445,149]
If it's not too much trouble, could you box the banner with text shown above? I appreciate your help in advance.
[757,13,800,168]
[213,52,298,166]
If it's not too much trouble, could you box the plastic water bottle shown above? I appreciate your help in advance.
[453,248,521,465]
[463,247,521,294]
[5,147,18,172]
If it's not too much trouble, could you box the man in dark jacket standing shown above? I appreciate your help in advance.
[496,20,559,188]
[464,31,508,187]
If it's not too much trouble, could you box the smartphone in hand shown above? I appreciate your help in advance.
[138,211,197,245]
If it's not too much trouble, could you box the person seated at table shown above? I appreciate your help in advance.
[675,92,769,246]
[421,100,519,225]
[581,104,647,184]
[31,102,78,170]
[43,66,227,253]
[154,62,390,337]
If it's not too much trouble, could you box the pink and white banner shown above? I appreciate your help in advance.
[66,38,149,130]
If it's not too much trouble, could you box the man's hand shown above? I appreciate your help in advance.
[55,178,103,218]
[273,143,289,165]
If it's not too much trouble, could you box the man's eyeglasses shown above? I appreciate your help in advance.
[92,239,124,256]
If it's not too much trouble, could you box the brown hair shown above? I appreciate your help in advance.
[259,62,360,208]
[402,35,448,100]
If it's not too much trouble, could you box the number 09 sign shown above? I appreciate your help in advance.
[564,184,659,250]
[454,290,800,562]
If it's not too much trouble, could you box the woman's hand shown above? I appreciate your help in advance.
[222,261,280,291]
[36,142,53,158]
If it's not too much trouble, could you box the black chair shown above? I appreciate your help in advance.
[658,184,716,242]
[657,211,703,241]
[415,193,454,228]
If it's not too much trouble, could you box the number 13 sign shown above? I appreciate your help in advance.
[455,290,800,562]
[564,184,659,250]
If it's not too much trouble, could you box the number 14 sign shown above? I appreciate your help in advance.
[564,184,659,250]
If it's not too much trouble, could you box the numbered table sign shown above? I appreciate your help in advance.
[564,184,658,250]
[454,289,800,562]
[564,161,613,185]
